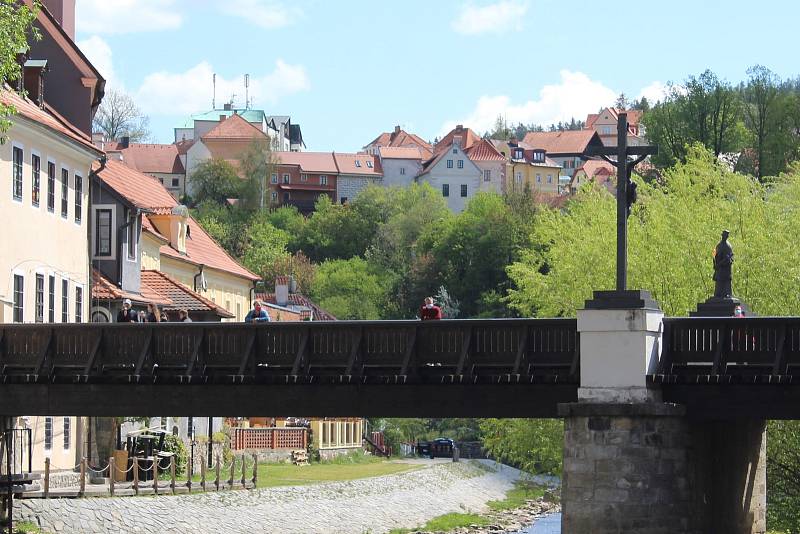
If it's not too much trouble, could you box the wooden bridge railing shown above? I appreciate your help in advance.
[652,317,800,383]
[0,319,579,385]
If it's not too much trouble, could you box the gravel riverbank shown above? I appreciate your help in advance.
[16,460,528,534]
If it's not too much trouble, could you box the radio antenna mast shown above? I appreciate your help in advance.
[212,73,216,109]
[244,74,250,109]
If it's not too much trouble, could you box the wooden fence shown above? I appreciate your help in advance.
[230,427,307,451]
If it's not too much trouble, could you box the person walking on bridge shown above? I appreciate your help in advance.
[245,300,271,323]
[420,297,442,321]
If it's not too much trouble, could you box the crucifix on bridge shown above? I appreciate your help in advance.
[582,113,658,307]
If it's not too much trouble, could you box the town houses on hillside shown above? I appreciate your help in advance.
[584,107,645,147]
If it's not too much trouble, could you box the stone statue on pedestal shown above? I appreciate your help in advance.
[712,230,733,298]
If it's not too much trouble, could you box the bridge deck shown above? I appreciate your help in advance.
[0,319,578,417]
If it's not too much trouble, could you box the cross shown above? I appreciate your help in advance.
[583,113,657,292]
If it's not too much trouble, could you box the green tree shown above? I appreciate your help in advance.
[238,137,277,211]
[309,257,392,320]
[187,158,242,206]
[0,0,40,137]
[298,196,366,262]
[480,419,563,475]
[240,215,290,279]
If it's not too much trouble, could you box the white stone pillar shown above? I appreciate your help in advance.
[577,306,664,403]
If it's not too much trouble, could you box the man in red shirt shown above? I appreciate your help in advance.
[420,297,442,320]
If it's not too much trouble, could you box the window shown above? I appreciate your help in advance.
[13,274,23,323]
[271,191,277,201]
[355,160,361,168]
[95,209,112,257]
[48,275,55,322]
[536,174,542,183]
[283,192,290,202]
[35,274,44,323]
[12,146,22,201]
[562,161,568,169]
[31,154,40,206]
[442,184,449,197]
[461,184,468,197]
[366,160,373,168]
[446,160,453,169]
[457,160,464,169]
[61,279,68,323]
[484,170,491,182]
[47,162,55,212]
[75,286,83,323]
[283,174,290,184]
[516,172,523,183]
[44,417,52,451]
[171,178,179,187]
[74,175,82,223]
[159,178,164,184]
[60,169,68,217]
[602,126,612,135]
[270,173,278,184]
[547,174,553,183]
[400,167,406,175]
[340,197,348,204]
[126,209,136,260]
[452,148,457,154]
[300,174,308,182]
[63,417,71,450]
[320,175,328,185]
[514,149,523,159]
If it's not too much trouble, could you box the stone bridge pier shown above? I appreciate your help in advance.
[559,292,766,534]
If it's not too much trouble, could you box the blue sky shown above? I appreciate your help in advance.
[74,0,800,152]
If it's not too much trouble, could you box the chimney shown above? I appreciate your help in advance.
[119,136,130,149]
[275,276,290,306]
[223,103,232,111]
[394,125,400,134]
[219,115,226,122]
[42,0,76,40]
[23,60,48,108]
[455,124,464,132]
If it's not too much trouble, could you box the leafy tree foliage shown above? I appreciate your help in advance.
[187,159,242,206]
[480,419,563,475]
[309,257,392,320]
[0,0,39,137]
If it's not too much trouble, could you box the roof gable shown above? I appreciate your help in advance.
[111,143,184,174]
[202,113,268,141]
[522,130,603,155]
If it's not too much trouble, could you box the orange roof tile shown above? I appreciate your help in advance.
[378,146,424,160]
[91,269,171,305]
[255,292,336,321]
[95,159,178,214]
[577,159,616,179]
[202,113,268,141]
[333,153,382,176]
[276,151,338,174]
[434,126,482,154]
[109,143,184,174]
[464,138,505,161]
[140,270,234,317]
[1,89,102,154]
[158,216,260,281]
[141,215,168,242]
[364,127,432,158]
[522,130,602,155]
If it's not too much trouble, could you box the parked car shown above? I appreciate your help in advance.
[416,438,455,458]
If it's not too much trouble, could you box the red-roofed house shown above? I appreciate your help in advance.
[271,152,339,213]
[364,125,432,160]
[417,125,506,212]
[571,160,617,194]
[334,152,382,204]
[91,159,259,324]
[522,130,604,178]
[376,146,424,187]
[104,141,186,199]
[584,107,646,148]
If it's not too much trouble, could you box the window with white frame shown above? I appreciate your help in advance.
[271,191,277,201]
[48,275,55,322]
[484,169,491,181]
[75,286,83,323]
[536,174,541,183]
[47,161,55,212]
[12,146,23,201]
[460,184,468,197]
[13,274,23,323]
[35,274,44,323]
[300,174,308,182]
[516,172,523,183]
[547,174,553,183]
[442,184,449,197]
[320,175,328,185]
[171,178,179,187]
[61,279,68,323]
[452,148,457,154]
[366,160,373,168]
[355,160,361,168]
[44,417,52,451]
[457,160,464,169]
[126,209,137,260]
[271,173,278,184]
[447,160,453,168]
[95,208,112,257]
[31,153,40,206]
[400,167,406,175]
[74,174,82,223]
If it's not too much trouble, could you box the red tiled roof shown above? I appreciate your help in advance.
[434,126,482,154]
[141,215,168,242]
[378,146,424,160]
[140,270,234,318]
[276,152,338,174]
[175,138,195,155]
[522,130,601,155]
[158,216,260,281]
[202,114,268,141]
[585,108,642,129]
[365,127,432,159]
[95,159,178,214]
[110,143,184,174]
[1,89,102,154]
[278,183,335,191]
[333,153,382,176]
[255,292,336,321]
[577,159,616,179]
[464,138,505,161]
[91,268,171,305]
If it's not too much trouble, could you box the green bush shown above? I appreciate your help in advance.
[161,434,188,475]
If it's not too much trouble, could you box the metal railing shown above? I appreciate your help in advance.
[653,317,800,382]
[0,319,579,385]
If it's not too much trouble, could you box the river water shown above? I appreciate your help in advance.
[517,513,561,533]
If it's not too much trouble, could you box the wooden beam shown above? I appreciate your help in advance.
[773,323,787,376]
[345,327,363,377]
[455,328,473,377]
[237,331,256,376]
[400,328,417,376]
[711,325,729,376]
[291,328,309,376]
[82,329,104,376]
[185,329,205,378]
[133,329,153,377]
[34,328,53,376]
[512,326,528,376]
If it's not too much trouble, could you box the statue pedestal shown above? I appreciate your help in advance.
[691,296,752,317]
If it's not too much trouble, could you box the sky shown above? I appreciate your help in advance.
[74,0,800,152]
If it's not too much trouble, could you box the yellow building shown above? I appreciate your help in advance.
[310,418,364,458]
[493,140,563,195]
[0,89,104,471]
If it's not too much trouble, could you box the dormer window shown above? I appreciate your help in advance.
[355,160,361,168]
[513,149,523,160]
[533,150,545,163]
[366,160,373,168]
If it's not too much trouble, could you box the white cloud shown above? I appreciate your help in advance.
[440,70,617,136]
[77,35,117,89]
[222,0,302,29]
[451,1,528,35]
[76,0,182,35]
[637,81,668,104]
[134,60,310,116]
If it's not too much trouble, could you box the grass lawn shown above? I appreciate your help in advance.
[388,513,489,534]
[486,481,548,511]
[188,455,420,489]
[13,521,41,533]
